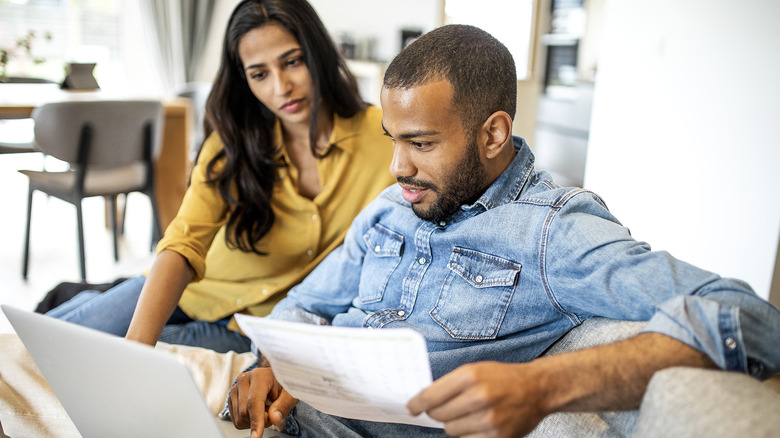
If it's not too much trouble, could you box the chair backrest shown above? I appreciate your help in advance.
[31,100,164,168]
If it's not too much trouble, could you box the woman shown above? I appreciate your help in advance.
[46,0,395,353]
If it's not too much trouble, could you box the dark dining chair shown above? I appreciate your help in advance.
[19,100,164,282]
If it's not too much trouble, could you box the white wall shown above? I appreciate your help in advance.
[197,0,443,83]
[308,0,443,63]
[585,0,780,299]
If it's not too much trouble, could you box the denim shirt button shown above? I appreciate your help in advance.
[475,275,484,283]
[374,245,381,253]
[438,220,446,227]
[418,257,426,265]
[748,359,764,376]
[724,337,738,350]
[397,310,405,317]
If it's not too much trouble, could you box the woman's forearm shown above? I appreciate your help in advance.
[125,250,195,346]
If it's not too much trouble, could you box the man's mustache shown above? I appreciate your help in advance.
[396,176,438,192]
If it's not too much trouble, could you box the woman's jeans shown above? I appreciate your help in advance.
[45,275,252,353]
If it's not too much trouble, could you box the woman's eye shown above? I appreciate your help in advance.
[250,71,267,80]
[287,56,304,67]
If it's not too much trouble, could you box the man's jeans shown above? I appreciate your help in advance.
[279,402,446,438]
[45,275,252,353]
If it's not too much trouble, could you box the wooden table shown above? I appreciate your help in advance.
[0,84,192,232]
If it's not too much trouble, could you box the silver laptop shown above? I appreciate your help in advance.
[1,305,290,438]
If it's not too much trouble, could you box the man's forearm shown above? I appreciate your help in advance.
[533,332,718,415]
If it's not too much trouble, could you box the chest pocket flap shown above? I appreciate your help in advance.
[363,223,403,258]
[448,247,521,288]
[359,223,404,303]
[432,247,521,339]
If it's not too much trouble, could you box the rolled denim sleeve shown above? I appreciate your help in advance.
[641,289,780,380]
[544,190,780,380]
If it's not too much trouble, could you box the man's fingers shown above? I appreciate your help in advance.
[229,369,279,430]
[424,387,490,422]
[268,389,299,426]
[229,373,251,429]
[407,363,479,415]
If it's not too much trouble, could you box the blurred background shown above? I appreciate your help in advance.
[1,0,778,313]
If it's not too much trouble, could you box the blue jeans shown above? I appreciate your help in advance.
[281,402,447,438]
[45,275,252,353]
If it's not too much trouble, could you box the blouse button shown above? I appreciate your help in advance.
[306,249,313,256]
[312,214,318,221]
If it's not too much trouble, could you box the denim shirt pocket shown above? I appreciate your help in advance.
[431,247,521,340]
[359,223,404,304]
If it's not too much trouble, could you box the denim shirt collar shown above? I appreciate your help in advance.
[461,135,534,215]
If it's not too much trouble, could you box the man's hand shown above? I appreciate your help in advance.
[228,367,298,437]
[407,361,546,438]
[408,333,717,438]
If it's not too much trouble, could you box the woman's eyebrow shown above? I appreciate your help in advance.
[244,47,302,71]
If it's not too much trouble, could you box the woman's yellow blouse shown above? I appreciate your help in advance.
[157,106,394,324]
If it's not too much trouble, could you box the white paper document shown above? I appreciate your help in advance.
[234,315,443,429]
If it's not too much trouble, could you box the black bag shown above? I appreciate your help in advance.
[35,277,129,313]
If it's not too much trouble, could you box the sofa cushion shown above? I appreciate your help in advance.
[635,367,780,438]
[528,318,646,438]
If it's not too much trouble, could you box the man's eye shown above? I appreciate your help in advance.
[410,141,429,149]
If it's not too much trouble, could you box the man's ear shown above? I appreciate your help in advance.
[478,111,513,159]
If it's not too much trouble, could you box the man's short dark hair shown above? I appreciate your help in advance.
[383,24,517,135]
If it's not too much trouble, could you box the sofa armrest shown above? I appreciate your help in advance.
[635,367,780,438]
[527,318,646,438]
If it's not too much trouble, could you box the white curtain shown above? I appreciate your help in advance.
[136,0,215,95]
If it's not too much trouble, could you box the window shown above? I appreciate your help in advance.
[0,0,123,88]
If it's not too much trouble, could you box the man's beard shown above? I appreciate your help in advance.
[399,138,488,222]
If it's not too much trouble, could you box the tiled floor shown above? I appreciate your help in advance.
[0,152,156,333]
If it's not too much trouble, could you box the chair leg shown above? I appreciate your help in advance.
[21,188,34,280]
[108,195,119,261]
[148,191,162,252]
[76,202,87,282]
[119,194,127,235]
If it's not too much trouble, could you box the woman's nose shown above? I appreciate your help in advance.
[273,71,292,95]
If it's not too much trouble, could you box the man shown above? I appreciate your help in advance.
[227,24,780,437]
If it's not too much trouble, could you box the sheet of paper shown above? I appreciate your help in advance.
[234,315,443,429]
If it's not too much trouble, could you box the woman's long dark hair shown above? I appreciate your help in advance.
[203,0,364,254]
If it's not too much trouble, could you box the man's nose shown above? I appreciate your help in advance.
[389,144,415,179]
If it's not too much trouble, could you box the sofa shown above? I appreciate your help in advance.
[1,318,778,437]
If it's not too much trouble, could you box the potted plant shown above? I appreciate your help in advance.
[0,30,52,82]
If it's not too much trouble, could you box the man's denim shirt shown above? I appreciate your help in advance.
[271,136,780,380]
